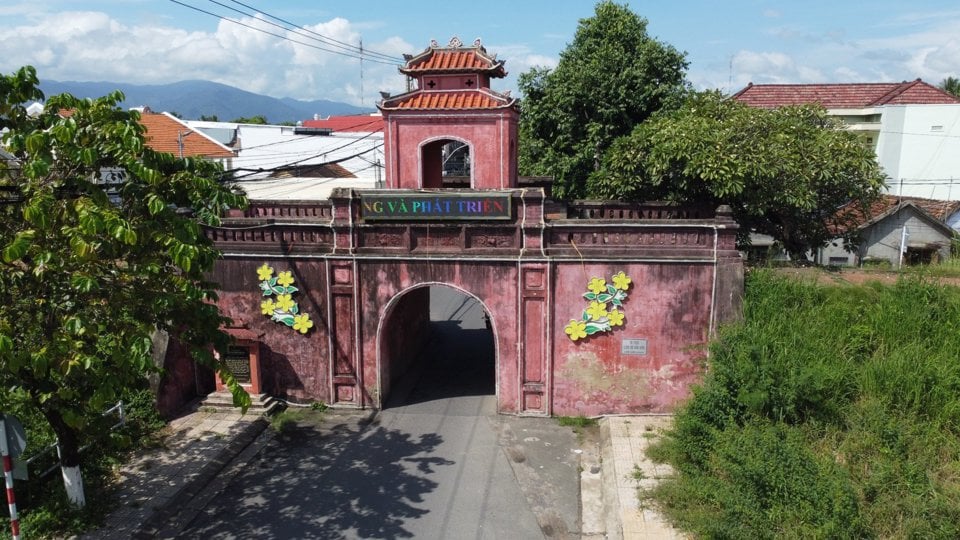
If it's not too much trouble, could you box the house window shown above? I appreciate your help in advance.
[828,256,849,266]
[931,125,944,132]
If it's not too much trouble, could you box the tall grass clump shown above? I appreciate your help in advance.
[648,269,960,538]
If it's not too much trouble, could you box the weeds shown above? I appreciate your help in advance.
[649,270,960,538]
[556,415,598,428]
[556,415,598,443]
[269,410,298,433]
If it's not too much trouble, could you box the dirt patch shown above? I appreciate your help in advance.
[767,267,960,287]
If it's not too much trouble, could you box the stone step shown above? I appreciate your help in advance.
[200,391,283,415]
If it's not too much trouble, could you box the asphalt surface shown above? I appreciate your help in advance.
[83,283,687,539]
[178,286,584,539]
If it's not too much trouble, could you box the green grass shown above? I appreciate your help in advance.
[556,415,599,444]
[648,270,960,538]
[556,415,599,428]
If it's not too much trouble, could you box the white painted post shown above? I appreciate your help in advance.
[0,419,21,540]
[899,225,909,269]
[53,438,85,507]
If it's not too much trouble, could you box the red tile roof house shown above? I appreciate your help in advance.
[733,80,960,201]
[815,195,958,268]
[136,110,236,165]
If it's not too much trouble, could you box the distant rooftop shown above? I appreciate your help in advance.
[301,115,384,133]
[732,79,960,109]
[139,112,235,158]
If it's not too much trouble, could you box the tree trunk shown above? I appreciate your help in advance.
[42,408,86,507]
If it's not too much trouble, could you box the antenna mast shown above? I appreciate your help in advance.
[360,38,364,108]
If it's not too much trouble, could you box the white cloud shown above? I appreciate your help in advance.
[0,10,412,106]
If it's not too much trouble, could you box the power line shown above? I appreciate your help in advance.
[167,0,399,66]
[227,142,384,181]
[225,129,384,166]
[206,0,401,64]
[225,0,402,63]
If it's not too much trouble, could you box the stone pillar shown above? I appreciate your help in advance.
[329,260,360,406]
[519,264,549,414]
[711,205,744,331]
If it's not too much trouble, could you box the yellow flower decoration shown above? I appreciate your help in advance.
[564,319,587,341]
[586,301,607,321]
[588,277,607,295]
[257,263,273,281]
[277,271,294,287]
[293,313,313,334]
[260,299,276,315]
[275,293,295,312]
[608,309,625,327]
[612,271,632,291]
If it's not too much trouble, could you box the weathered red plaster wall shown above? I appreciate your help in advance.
[211,258,331,403]
[387,113,517,190]
[379,286,432,400]
[157,338,215,418]
[551,262,714,416]
[358,260,520,412]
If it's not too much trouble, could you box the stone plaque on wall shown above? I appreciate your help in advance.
[621,338,648,356]
[224,346,252,383]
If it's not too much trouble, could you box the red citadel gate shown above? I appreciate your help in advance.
[196,38,743,416]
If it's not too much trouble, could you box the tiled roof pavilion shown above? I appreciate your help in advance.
[400,37,506,77]
[380,37,516,112]
[732,79,960,109]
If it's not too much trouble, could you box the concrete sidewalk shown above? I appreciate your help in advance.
[597,415,688,540]
[81,402,270,539]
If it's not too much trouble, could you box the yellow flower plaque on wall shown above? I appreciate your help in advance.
[564,271,631,341]
[257,264,313,334]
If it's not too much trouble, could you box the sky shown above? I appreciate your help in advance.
[2,1,960,109]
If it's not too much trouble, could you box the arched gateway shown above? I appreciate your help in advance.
[194,38,743,416]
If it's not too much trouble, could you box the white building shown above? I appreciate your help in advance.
[733,79,960,201]
[186,117,385,201]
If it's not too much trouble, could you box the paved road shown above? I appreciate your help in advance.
[181,287,578,539]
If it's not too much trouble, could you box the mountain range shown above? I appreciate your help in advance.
[38,79,372,124]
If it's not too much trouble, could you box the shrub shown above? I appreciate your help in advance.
[650,271,960,537]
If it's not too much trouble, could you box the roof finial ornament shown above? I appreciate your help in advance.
[429,39,439,48]
[448,36,463,48]
[474,38,482,48]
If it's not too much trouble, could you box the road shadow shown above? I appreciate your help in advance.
[183,412,453,539]
[387,320,495,407]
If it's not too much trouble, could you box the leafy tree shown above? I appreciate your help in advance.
[0,66,250,507]
[588,92,887,258]
[231,115,268,125]
[939,76,960,98]
[199,114,220,122]
[518,1,689,199]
